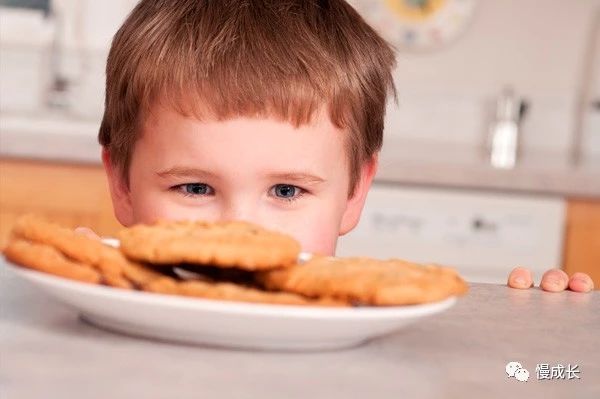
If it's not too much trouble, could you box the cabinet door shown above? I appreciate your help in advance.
[0,158,121,246]
[563,200,600,287]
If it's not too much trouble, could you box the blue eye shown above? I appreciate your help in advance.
[178,183,214,196]
[271,184,305,202]
[274,184,297,198]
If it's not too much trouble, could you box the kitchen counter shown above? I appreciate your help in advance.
[1,113,599,198]
[1,263,599,399]
[377,138,600,198]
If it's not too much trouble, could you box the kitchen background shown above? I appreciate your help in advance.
[1,0,599,285]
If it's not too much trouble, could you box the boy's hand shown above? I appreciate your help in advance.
[507,267,594,293]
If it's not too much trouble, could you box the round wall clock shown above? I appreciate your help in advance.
[350,0,478,51]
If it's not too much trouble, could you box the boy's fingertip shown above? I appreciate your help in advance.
[514,277,526,286]
[508,276,531,289]
[540,278,567,292]
[507,267,533,289]
[571,273,595,290]
[568,277,593,293]
[540,269,569,292]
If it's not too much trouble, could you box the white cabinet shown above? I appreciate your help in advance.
[0,7,53,113]
[336,184,566,284]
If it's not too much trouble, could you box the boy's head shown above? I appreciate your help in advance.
[99,0,396,255]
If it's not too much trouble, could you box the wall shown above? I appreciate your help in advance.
[1,0,598,162]
[384,0,600,162]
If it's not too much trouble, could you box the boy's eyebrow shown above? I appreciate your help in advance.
[267,172,325,184]
[157,167,325,184]
[156,167,218,179]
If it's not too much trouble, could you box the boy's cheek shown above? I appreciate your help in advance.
[280,218,339,255]
[129,193,212,224]
[297,231,338,256]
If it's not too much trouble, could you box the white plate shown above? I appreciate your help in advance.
[5,261,457,351]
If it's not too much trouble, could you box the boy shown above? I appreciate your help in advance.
[92,0,592,293]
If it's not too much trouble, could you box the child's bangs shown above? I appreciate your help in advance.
[136,45,350,132]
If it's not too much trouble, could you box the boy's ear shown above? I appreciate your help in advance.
[102,149,134,226]
[339,155,378,236]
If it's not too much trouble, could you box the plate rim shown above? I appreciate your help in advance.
[4,259,457,320]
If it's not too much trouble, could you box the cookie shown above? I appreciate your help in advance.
[11,214,107,266]
[118,220,301,270]
[4,238,101,284]
[258,256,468,305]
[120,260,173,288]
[8,214,141,289]
[101,272,134,289]
[144,277,346,306]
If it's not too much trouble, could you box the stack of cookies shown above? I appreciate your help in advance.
[3,215,468,307]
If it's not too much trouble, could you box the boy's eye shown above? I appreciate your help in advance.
[176,183,214,196]
[270,184,304,201]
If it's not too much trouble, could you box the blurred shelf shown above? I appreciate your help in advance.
[0,112,102,163]
[377,139,600,199]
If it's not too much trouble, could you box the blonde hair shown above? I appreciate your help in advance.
[99,0,396,194]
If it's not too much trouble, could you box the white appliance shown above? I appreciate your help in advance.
[336,184,566,284]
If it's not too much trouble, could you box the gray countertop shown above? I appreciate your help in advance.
[377,141,600,198]
[1,113,599,198]
[1,263,599,399]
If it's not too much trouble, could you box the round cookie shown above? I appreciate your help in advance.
[144,278,346,307]
[9,214,140,288]
[4,238,101,284]
[258,256,468,306]
[118,220,301,270]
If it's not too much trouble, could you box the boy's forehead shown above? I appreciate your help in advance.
[137,103,351,175]
[141,102,346,144]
